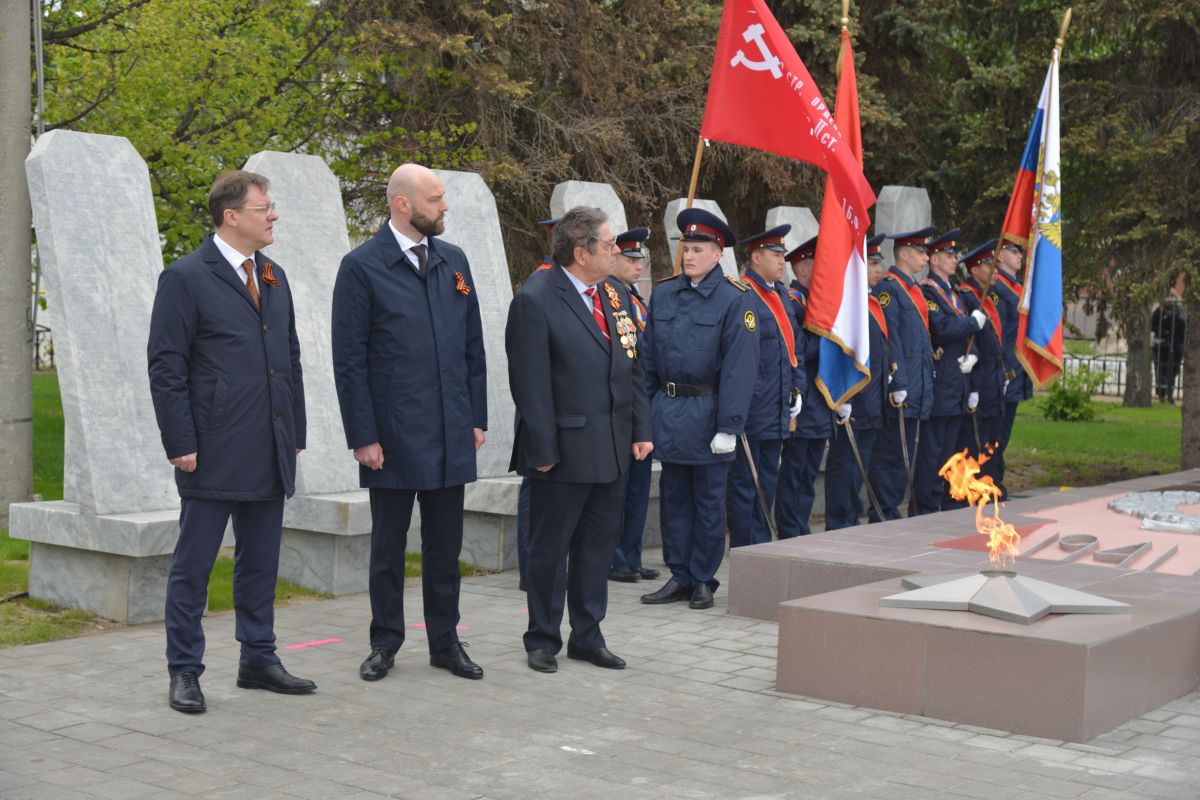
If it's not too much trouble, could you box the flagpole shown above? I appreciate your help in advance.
[673,135,707,274]
[836,0,850,78]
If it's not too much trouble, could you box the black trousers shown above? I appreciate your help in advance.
[368,485,465,655]
[524,477,625,654]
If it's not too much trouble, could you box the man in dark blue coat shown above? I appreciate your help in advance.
[956,241,1007,490]
[149,170,313,714]
[640,209,759,610]
[775,237,833,537]
[727,226,805,547]
[332,164,488,682]
[868,228,935,520]
[607,226,661,583]
[824,235,889,529]
[913,229,989,515]
[991,241,1034,498]
[506,206,653,673]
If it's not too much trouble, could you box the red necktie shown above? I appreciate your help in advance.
[584,287,611,341]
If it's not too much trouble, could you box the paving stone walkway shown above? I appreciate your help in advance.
[3,560,1200,800]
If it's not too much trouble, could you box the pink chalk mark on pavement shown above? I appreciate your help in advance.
[410,624,470,631]
[285,638,342,650]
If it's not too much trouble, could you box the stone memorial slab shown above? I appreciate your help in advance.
[873,185,931,266]
[766,206,818,284]
[13,130,181,622]
[550,180,628,239]
[663,198,739,279]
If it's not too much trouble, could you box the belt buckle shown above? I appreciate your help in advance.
[666,382,677,398]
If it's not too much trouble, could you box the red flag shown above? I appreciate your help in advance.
[701,0,876,240]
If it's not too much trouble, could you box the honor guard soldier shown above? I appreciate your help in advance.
[608,226,661,583]
[956,240,1007,488]
[640,208,759,610]
[824,235,889,529]
[912,229,989,514]
[867,227,935,520]
[516,216,560,590]
[991,240,1033,498]
[776,236,833,536]
[726,225,805,547]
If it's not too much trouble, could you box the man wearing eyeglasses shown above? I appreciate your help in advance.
[506,206,653,673]
[149,170,313,714]
[332,163,488,684]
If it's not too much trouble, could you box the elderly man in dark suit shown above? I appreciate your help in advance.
[506,205,653,674]
[332,163,488,683]
[149,169,313,714]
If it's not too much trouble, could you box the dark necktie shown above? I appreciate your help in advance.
[241,258,260,311]
[584,287,611,342]
[411,244,428,278]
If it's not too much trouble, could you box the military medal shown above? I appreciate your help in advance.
[604,283,621,309]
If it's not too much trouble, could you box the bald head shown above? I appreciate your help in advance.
[386,163,447,239]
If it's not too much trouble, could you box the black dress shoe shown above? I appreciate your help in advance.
[638,567,661,580]
[608,568,640,582]
[566,646,626,670]
[236,663,316,694]
[689,583,714,609]
[169,672,205,714]
[527,649,558,673]
[640,578,692,604]
[430,642,483,679]
[359,646,395,681]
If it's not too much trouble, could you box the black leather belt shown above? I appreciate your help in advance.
[663,382,716,398]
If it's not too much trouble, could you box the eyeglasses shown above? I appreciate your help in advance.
[588,234,617,251]
[238,202,277,214]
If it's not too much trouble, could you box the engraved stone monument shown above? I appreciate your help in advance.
[663,198,739,279]
[873,186,931,266]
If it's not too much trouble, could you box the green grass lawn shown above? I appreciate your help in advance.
[1005,397,1181,491]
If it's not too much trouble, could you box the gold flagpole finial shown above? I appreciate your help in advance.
[841,0,851,31]
[1055,8,1073,52]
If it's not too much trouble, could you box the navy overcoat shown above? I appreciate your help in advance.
[148,235,306,500]
[331,227,487,490]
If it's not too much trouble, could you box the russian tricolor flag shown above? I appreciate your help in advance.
[1004,49,1064,388]
[806,29,874,409]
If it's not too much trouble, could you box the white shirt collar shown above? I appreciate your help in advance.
[560,266,599,311]
[388,221,429,269]
[213,233,257,289]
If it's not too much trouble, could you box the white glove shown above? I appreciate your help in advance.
[710,432,737,454]
[890,389,908,406]
[1004,379,1010,394]
[789,394,803,419]
[971,309,988,330]
[957,353,978,374]
[967,392,979,410]
[838,404,852,421]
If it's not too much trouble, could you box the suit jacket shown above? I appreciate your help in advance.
[148,235,306,500]
[505,265,651,483]
[331,226,487,490]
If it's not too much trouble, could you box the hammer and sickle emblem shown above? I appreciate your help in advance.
[729,23,783,79]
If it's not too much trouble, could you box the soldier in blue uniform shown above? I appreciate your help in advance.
[991,241,1033,498]
[516,217,559,590]
[775,236,832,536]
[640,209,759,610]
[824,235,889,529]
[912,229,989,514]
[726,225,805,547]
[956,240,1007,489]
[608,226,661,583]
[867,227,935,520]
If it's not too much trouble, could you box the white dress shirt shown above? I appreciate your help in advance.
[213,233,258,293]
[388,221,430,274]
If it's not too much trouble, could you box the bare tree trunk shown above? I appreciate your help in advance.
[0,0,34,526]
[1122,306,1153,408]
[1181,296,1200,469]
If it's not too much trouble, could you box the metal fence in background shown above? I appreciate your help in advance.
[1064,354,1183,399]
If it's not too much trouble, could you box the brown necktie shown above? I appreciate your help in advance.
[242,258,260,311]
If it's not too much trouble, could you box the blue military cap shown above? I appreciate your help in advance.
[741,224,791,254]
[962,239,998,270]
[999,239,1024,254]
[785,235,818,264]
[866,234,886,261]
[537,217,559,232]
[615,226,649,258]
[675,207,737,249]
[928,228,961,256]
[889,226,936,251]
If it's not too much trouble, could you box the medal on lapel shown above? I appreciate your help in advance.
[612,309,637,358]
[453,271,472,296]
[604,283,621,310]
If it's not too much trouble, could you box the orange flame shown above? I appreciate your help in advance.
[939,449,1021,569]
